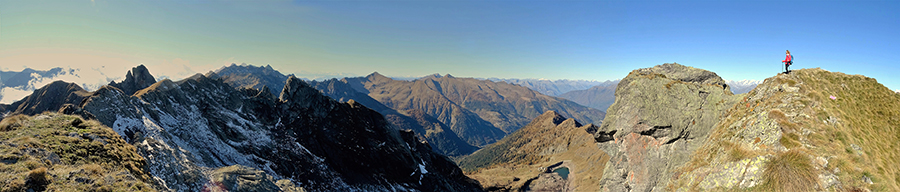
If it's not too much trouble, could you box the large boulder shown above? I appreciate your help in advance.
[594,63,741,191]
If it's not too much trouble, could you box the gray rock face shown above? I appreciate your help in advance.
[594,63,741,191]
[109,65,157,95]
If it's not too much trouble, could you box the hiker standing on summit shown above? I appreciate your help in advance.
[782,50,793,73]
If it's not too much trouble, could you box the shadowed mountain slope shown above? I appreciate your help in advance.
[343,72,605,147]
[458,111,608,192]
[309,78,478,156]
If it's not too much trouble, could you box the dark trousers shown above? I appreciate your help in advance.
[785,62,791,73]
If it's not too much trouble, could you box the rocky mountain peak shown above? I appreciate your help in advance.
[631,63,728,90]
[535,110,567,127]
[109,64,156,95]
[3,81,91,116]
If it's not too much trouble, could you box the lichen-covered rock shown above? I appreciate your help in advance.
[594,63,741,191]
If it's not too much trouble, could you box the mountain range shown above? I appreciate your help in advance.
[214,65,606,156]
[2,62,894,192]
[1,65,482,191]
[725,79,762,94]
[340,72,606,147]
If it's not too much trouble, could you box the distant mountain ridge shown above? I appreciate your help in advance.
[486,78,615,96]
[724,79,762,94]
[557,80,619,112]
[342,72,606,147]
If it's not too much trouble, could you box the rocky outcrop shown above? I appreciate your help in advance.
[670,68,900,191]
[109,65,157,95]
[460,111,608,192]
[75,66,482,191]
[593,63,741,191]
[3,81,91,116]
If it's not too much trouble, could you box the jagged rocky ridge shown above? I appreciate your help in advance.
[109,65,157,96]
[214,63,288,95]
[459,111,608,192]
[4,65,483,191]
[210,64,478,156]
[593,63,741,191]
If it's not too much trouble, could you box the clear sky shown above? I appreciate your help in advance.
[1,0,898,90]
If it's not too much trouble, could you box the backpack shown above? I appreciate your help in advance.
[788,55,793,65]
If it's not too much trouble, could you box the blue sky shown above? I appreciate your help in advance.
[1,0,899,90]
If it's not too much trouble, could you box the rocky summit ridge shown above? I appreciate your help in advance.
[593,63,742,191]
[670,68,900,192]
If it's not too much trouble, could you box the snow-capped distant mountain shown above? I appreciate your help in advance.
[725,79,762,94]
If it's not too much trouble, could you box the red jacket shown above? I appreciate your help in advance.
[783,54,792,64]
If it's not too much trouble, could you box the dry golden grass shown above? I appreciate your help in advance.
[760,149,816,192]
[0,113,156,191]
[0,114,29,131]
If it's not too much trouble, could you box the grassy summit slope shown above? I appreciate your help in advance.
[671,68,900,191]
[0,113,156,191]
